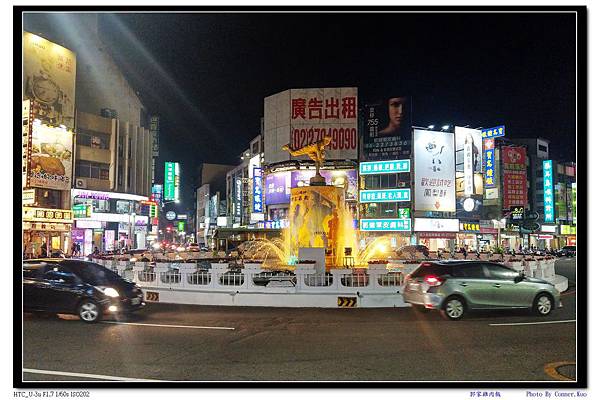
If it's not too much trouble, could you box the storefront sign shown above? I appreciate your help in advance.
[253,167,263,213]
[418,232,456,239]
[413,129,456,212]
[481,125,505,139]
[483,139,496,188]
[359,160,410,175]
[359,218,411,232]
[23,207,73,223]
[135,216,149,226]
[150,116,160,158]
[177,221,185,232]
[165,211,176,221]
[413,218,459,232]
[23,222,70,232]
[151,184,163,205]
[398,208,410,219]
[176,214,187,220]
[72,189,147,201]
[359,189,410,203]
[485,187,498,199]
[502,147,528,208]
[560,225,576,235]
[543,160,555,222]
[75,219,102,229]
[264,219,290,229]
[537,234,554,240]
[460,222,480,232]
[92,213,131,223]
[291,169,358,201]
[479,220,497,234]
[104,230,115,251]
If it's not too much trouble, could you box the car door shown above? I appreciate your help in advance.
[482,263,531,308]
[451,264,492,309]
[40,264,83,313]
[23,263,46,310]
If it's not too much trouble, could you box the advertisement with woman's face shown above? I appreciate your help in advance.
[362,96,412,161]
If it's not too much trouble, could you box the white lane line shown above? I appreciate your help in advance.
[23,368,165,382]
[489,319,576,326]
[101,321,235,330]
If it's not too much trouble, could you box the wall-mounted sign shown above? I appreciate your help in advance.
[413,129,456,212]
[359,218,411,232]
[502,147,528,208]
[72,189,147,201]
[176,214,187,220]
[72,204,92,218]
[23,189,36,205]
[165,211,176,221]
[75,219,102,229]
[27,122,74,191]
[253,167,263,213]
[23,207,73,223]
[483,139,496,188]
[217,216,228,227]
[398,208,410,219]
[560,225,576,235]
[540,225,557,233]
[481,125,505,139]
[543,160,555,223]
[164,162,179,201]
[510,206,525,221]
[359,159,410,175]
[177,221,185,232]
[413,218,459,232]
[537,234,554,240]
[460,222,480,232]
[359,189,410,203]
[572,182,576,225]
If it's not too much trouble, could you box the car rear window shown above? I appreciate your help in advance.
[451,264,486,279]
[410,263,452,278]
[65,261,122,285]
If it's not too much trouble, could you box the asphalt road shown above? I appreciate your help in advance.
[22,258,578,382]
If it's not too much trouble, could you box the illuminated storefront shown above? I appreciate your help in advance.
[23,207,73,257]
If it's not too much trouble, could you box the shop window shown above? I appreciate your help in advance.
[116,200,131,214]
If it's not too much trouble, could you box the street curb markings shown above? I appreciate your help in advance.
[544,361,576,381]
[337,296,357,308]
[146,291,159,302]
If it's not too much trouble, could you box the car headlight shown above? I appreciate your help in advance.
[101,287,120,298]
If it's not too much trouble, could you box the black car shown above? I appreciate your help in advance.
[558,245,576,258]
[23,259,145,323]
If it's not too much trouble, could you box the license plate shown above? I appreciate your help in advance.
[131,297,141,305]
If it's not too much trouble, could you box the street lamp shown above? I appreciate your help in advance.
[441,125,450,131]
[428,125,435,129]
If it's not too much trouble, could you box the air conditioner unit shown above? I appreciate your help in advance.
[75,178,87,188]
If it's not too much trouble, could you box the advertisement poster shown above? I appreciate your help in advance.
[502,147,528,208]
[361,96,412,161]
[290,169,358,200]
[413,129,456,212]
[23,32,76,129]
[265,172,292,205]
[263,87,358,163]
[28,122,73,191]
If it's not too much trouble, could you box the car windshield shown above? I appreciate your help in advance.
[410,263,451,278]
[67,261,122,285]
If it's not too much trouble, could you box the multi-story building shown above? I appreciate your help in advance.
[23,14,155,253]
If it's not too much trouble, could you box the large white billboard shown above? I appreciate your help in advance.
[264,87,358,163]
[413,129,456,212]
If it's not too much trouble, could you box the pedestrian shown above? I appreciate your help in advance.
[40,244,47,258]
[71,242,77,257]
[25,241,34,259]
[93,246,100,256]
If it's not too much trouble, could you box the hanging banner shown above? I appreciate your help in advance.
[502,147,527,208]
[413,129,456,212]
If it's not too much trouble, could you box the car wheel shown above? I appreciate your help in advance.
[441,296,466,320]
[533,293,553,316]
[411,304,428,313]
[78,299,102,323]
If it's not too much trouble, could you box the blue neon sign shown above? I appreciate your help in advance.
[359,189,411,203]
[543,160,554,223]
[253,167,263,213]
[483,138,495,188]
[481,125,506,139]
[359,159,410,175]
[359,218,412,232]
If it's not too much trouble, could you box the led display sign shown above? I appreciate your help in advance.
[359,189,411,203]
[359,159,410,175]
[359,218,411,232]
[164,162,179,201]
[253,167,263,213]
[543,160,555,223]
[483,138,496,187]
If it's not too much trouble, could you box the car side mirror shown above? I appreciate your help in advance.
[514,273,525,283]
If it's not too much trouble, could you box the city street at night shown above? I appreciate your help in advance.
[22,259,577,382]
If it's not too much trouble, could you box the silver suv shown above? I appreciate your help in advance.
[403,261,562,320]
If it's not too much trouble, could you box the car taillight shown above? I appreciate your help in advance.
[424,275,445,286]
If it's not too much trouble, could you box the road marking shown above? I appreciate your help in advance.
[23,368,165,382]
[489,319,575,326]
[544,361,576,381]
[101,321,235,330]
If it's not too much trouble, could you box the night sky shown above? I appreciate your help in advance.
[96,12,576,210]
